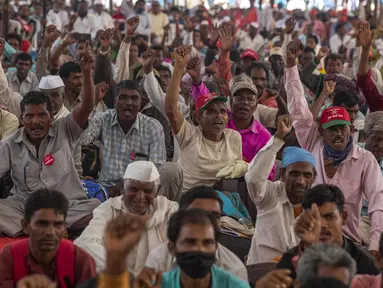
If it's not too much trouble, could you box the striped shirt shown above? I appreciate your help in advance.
[79,109,166,186]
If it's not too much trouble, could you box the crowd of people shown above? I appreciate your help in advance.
[1,0,383,287]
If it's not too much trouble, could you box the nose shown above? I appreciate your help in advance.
[296,175,306,185]
[44,224,55,235]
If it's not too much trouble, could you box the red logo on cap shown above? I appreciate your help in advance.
[130,152,136,160]
[43,154,54,166]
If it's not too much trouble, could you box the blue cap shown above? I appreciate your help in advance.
[282,146,316,168]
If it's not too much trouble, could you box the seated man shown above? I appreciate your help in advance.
[297,243,356,287]
[74,161,179,275]
[165,45,242,192]
[245,115,317,264]
[256,243,356,288]
[79,79,182,201]
[276,184,379,281]
[0,48,100,237]
[285,40,383,255]
[0,189,96,286]
[142,186,248,281]
[159,208,250,288]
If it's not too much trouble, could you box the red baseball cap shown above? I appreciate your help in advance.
[320,106,351,129]
[195,92,228,115]
[240,49,259,61]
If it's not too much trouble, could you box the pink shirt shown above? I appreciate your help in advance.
[227,117,275,180]
[285,66,383,251]
[352,274,382,288]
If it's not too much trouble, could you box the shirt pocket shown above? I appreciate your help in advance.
[12,161,41,192]
[41,149,69,187]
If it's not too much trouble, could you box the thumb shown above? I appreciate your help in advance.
[311,203,320,220]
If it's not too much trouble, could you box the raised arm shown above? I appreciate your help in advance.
[114,16,139,84]
[217,24,233,82]
[72,42,95,128]
[285,40,322,152]
[356,21,383,111]
[36,25,60,81]
[310,80,335,120]
[165,45,191,134]
[49,33,76,70]
[94,28,114,87]
[245,115,293,209]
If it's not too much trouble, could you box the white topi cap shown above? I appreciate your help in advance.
[250,22,259,29]
[123,161,160,182]
[39,75,65,90]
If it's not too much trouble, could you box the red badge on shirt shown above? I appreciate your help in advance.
[43,154,55,166]
[130,152,136,161]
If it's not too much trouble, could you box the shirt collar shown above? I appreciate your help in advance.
[227,116,259,134]
[111,110,141,132]
[10,71,32,83]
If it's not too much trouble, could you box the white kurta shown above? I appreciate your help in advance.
[74,195,179,275]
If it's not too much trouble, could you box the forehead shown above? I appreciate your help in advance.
[159,69,170,77]
[178,223,215,240]
[30,208,65,222]
[325,124,349,131]
[285,162,315,173]
[317,202,339,214]
[17,59,31,64]
[23,103,49,114]
[203,100,226,111]
[250,68,266,77]
[270,55,283,62]
[328,58,342,64]
[119,88,140,97]
[341,104,359,112]
[189,198,221,213]
[69,72,82,78]
[125,179,156,191]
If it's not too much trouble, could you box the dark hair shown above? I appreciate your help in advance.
[151,45,164,51]
[21,91,53,115]
[250,62,270,82]
[333,90,361,108]
[324,54,344,67]
[335,22,346,32]
[155,64,171,76]
[179,186,223,211]
[307,34,319,45]
[15,52,33,65]
[170,6,179,12]
[300,277,349,288]
[8,33,22,44]
[302,184,345,212]
[116,80,141,98]
[135,0,146,6]
[167,208,220,243]
[379,232,383,255]
[24,189,69,221]
[59,62,82,79]
[303,47,316,55]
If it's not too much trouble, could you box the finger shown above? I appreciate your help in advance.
[154,272,163,287]
[311,203,321,220]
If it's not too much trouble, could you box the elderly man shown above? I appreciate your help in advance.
[141,186,248,282]
[245,115,317,264]
[149,1,169,45]
[0,189,96,286]
[165,45,242,193]
[0,48,99,237]
[74,161,179,275]
[285,40,383,257]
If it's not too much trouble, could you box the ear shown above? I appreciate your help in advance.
[341,210,348,224]
[168,241,175,257]
[280,168,286,181]
[21,219,30,236]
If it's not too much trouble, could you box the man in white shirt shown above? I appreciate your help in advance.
[245,115,317,264]
[149,1,169,45]
[92,0,114,32]
[120,0,152,39]
[74,161,179,275]
[142,186,248,282]
[69,0,99,39]
[47,0,69,32]
[330,22,353,55]
[236,22,265,56]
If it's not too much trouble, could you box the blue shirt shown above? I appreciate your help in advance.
[161,264,250,288]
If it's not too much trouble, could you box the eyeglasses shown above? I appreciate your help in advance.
[233,95,257,104]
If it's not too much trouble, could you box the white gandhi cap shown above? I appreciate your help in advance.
[39,75,65,90]
[123,161,160,182]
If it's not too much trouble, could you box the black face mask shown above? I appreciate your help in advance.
[176,251,215,279]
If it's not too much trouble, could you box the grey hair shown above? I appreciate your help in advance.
[123,177,161,193]
[297,243,356,286]
[364,111,383,136]
[229,74,253,91]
